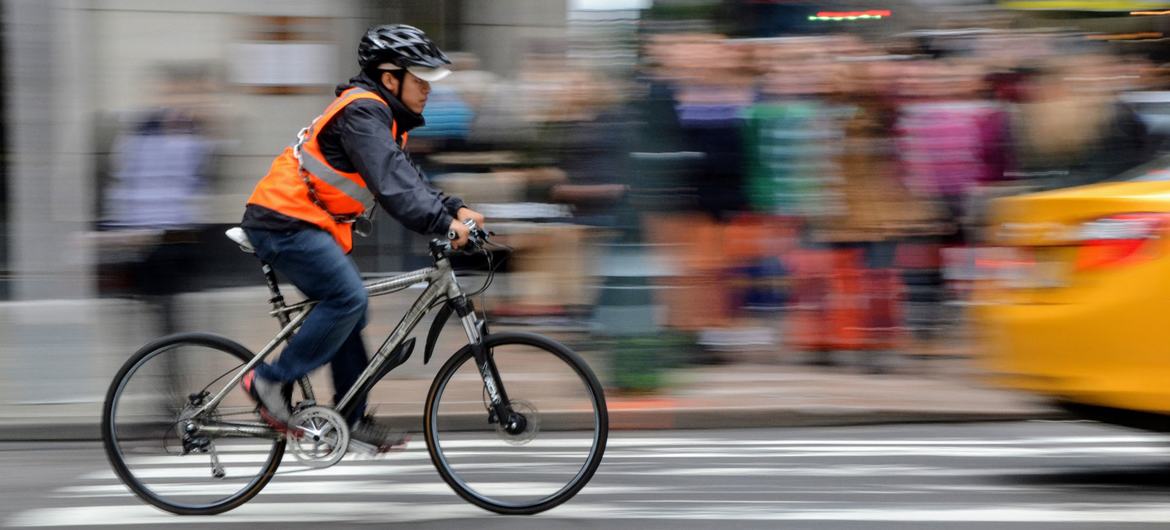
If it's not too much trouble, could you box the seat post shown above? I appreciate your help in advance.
[260,260,317,403]
[260,262,290,326]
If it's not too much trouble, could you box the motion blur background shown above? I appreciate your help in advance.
[5,0,1170,427]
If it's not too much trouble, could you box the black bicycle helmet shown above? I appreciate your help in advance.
[359,24,451,77]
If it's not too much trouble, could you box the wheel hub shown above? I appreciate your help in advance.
[495,399,539,445]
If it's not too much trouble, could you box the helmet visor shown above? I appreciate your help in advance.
[406,65,452,82]
[378,63,452,82]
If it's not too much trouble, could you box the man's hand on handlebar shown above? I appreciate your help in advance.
[435,216,494,259]
[447,218,472,250]
[457,207,486,233]
[448,208,486,250]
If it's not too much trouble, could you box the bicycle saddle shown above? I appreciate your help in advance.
[225,227,255,254]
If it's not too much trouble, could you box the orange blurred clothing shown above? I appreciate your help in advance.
[643,213,799,331]
[787,247,902,352]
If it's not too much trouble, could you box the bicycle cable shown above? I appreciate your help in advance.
[198,364,247,398]
[424,238,511,311]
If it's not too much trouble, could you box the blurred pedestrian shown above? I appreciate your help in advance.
[1009,55,1158,190]
[813,58,945,372]
[98,63,218,335]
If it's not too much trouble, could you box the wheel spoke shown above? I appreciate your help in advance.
[103,336,285,515]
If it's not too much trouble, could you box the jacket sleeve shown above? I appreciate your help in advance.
[334,101,456,235]
[440,193,466,216]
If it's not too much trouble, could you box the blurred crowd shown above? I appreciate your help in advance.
[436,29,1169,373]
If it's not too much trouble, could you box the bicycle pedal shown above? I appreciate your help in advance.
[347,439,380,457]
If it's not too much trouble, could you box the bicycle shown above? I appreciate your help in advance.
[101,221,609,516]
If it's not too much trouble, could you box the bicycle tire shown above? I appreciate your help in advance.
[423,331,608,515]
[101,332,284,515]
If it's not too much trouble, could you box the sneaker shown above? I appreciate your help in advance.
[350,415,409,453]
[242,370,293,430]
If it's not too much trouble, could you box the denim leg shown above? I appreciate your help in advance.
[331,323,370,423]
[244,228,368,385]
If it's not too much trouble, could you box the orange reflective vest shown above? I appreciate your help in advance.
[247,87,408,253]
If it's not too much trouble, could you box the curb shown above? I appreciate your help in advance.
[0,408,1065,442]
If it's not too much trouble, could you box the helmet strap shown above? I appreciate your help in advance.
[370,66,408,100]
[389,69,407,100]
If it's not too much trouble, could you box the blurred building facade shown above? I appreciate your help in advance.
[0,0,574,408]
[0,0,575,301]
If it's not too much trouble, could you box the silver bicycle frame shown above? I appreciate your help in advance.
[193,255,480,419]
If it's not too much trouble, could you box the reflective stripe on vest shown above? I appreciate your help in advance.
[294,87,406,220]
[246,87,408,253]
[299,149,377,213]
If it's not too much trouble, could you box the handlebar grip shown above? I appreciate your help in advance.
[440,220,489,255]
[449,219,485,242]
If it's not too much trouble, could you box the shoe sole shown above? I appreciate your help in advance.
[258,407,304,439]
[244,371,301,439]
[351,433,411,455]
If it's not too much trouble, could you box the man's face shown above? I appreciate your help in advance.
[385,71,430,114]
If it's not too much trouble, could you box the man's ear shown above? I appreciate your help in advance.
[381,71,399,92]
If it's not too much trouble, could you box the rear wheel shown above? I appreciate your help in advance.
[101,333,283,515]
[424,332,608,514]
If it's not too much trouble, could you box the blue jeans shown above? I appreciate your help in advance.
[244,227,370,421]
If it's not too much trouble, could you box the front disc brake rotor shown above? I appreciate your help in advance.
[495,399,540,445]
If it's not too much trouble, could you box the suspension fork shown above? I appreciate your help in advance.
[454,298,519,429]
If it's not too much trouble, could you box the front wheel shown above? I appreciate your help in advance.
[424,332,608,515]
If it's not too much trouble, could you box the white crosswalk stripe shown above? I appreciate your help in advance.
[9,428,1170,527]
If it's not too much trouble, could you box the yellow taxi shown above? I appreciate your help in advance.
[976,158,1170,430]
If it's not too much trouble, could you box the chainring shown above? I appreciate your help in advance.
[287,406,350,468]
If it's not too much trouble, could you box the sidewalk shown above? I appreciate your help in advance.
[0,350,1057,440]
[603,359,1058,430]
[0,289,1058,441]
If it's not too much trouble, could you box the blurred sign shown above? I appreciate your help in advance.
[809,9,891,21]
[570,0,651,9]
[230,43,334,88]
[230,16,335,94]
[1000,0,1170,10]
[475,203,573,220]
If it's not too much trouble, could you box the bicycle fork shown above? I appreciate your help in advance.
[456,300,525,434]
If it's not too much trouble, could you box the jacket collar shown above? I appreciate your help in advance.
[336,71,426,133]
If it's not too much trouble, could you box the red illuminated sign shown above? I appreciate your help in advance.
[815,10,891,17]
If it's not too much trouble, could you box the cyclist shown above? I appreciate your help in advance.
[239,24,485,451]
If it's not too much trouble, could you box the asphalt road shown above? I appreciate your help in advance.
[5,421,1170,529]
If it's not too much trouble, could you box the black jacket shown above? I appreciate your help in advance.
[243,72,463,236]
